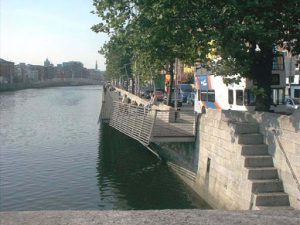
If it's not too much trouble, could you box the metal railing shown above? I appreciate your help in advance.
[107,100,196,145]
[109,101,156,146]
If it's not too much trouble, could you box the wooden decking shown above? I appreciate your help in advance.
[100,90,196,146]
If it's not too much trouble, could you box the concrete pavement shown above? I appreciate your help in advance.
[1,210,299,225]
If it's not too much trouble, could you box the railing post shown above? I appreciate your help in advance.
[148,109,158,144]
[138,111,146,142]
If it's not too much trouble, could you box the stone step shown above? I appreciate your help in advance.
[232,122,259,134]
[254,192,290,206]
[247,167,278,180]
[245,155,274,167]
[241,144,269,156]
[251,179,283,193]
[238,133,264,145]
[255,206,294,210]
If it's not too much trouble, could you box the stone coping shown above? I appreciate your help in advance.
[1,210,299,225]
[204,108,300,132]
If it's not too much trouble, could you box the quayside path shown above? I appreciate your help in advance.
[100,88,196,146]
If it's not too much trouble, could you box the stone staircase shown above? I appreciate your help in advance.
[233,122,292,210]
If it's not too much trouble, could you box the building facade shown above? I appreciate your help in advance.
[0,58,15,84]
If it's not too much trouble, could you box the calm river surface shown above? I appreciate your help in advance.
[0,86,209,211]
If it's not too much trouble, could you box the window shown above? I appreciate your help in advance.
[286,98,293,105]
[272,89,284,105]
[294,98,300,105]
[294,89,300,98]
[199,90,215,102]
[200,91,208,101]
[228,90,233,104]
[207,90,215,102]
[271,74,280,85]
[272,55,284,70]
[236,90,244,105]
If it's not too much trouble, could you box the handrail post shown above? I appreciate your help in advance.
[148,109,158,144]
[138,109,146,142]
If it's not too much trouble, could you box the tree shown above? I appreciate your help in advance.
[92,0,300,110]
[97,33,133,87]
[192,0,300,110]
[92,0,200,106]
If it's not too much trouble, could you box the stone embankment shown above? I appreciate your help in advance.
[102,88,300,210]
[0,78,101,91]
[190,108,300,210]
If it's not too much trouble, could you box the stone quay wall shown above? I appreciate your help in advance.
[192,108,300,209]
[101,88,300,209]
[0,78,101,92]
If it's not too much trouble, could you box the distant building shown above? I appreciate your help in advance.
[0,58,15,84]
[286,55,300,98]
[88,69,104,81]
[55,64,64,79]
[62,61,86,79]
[15,63,28,83]
[27,64,45,82]
[44,58,55,80]
[44,65,55,80]
[44,58,51,67]
[3,59,99,84]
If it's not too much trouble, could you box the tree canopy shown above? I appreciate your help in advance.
[92,0,300,109]
[200,0,300,109]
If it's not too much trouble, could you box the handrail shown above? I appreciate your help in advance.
[109,101,154,145]
[102,96,196,145]
[272,129,300,201]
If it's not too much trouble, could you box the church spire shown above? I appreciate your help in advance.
[95,60,98,70]
[44,58,50,67]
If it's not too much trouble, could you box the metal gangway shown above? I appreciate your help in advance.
[100,91,196,146]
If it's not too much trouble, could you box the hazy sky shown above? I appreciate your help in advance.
[0,0,108,70]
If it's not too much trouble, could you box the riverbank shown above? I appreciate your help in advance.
[101,88,300,210]
[1,210,299,225]
[0,78,102,92]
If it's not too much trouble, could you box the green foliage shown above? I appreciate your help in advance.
[92,0,200,84]
[193,0,300,79]
[97,33,133,80]
[92,0,300,109]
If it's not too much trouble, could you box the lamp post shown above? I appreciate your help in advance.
[123,63,133,93]
[174,58,179,110]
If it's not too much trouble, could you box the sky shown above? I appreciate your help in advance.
[0,0,109,70]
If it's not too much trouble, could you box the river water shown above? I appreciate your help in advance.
[0,86,209,211]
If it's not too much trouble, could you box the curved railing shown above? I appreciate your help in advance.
[272,129,300,201]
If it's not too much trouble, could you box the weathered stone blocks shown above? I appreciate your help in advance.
[194,108,300,209]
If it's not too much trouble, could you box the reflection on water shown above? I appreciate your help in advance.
[0,86,209,211]
[97,124,209,209]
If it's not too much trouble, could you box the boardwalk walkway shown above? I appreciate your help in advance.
[100,89,195,146]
